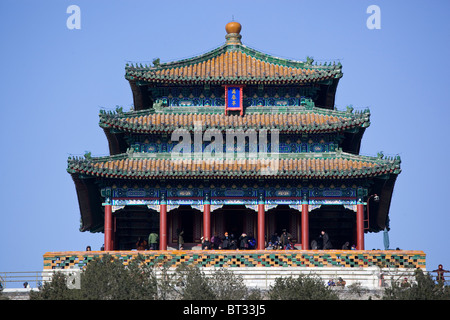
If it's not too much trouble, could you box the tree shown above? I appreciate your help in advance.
[30,254,158,300]
[29,272,77,300]
[209,268,255,300]
[170,264,262,300]
[383,268,450,300]
[77,254,157,300]
[0,279,8,300]
[175,265,215,300]
[268,274,339,300]
[347,281,365,298]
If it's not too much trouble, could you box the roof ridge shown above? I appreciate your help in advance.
[126,42,340,73]
[67,150,401,178]
[68,150,397,164]
[124,41,343,85]
[98,106,371,134]
[100,105,370,118]
[98,109,370,134]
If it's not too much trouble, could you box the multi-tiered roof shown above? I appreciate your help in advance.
[68,22,400,236]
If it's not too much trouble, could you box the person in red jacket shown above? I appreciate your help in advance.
[432,264,449,283]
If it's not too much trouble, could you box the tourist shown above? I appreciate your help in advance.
[266,241,275,250]
[177,228,184,250]
[270,232,280,248]
[86,245,91,251]
[211,233,222,249]
[210,233,216,249]
[379,272,386,287]
[247,234,256,249]
[229,234,237,250]
[320,230,333,250]
[401,278,411,288]
[341,242,350,250]
[221,232,230,249]
[284,236,294,250]
[148,231,159,250]
[328,279,336,286]
[239,233,249,250]
[201,237,211,250]
[336,277,346,287]
[280,229,291,248]
[136,237,148,250]
[432,264,449,283]
[316,235,323,249]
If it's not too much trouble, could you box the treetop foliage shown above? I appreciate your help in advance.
[28,256,450,300]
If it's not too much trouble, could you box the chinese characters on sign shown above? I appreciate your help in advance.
[225,86,243,115]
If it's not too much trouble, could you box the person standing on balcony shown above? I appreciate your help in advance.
[320,230,333,250]
[148,231,159,250]
[177,228,184,250]
[433,264,449,284]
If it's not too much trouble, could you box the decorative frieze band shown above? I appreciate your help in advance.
[109,198,359,213]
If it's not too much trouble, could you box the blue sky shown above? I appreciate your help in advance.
[1,0,449,280]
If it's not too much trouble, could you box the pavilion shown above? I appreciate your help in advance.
[44,22,425,288]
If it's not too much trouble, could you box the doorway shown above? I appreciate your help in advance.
[213,205,256,239]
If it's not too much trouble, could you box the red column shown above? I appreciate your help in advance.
[160,203,167,250]
[203,203,211,241]
[104,204,113,251]
[111,216,116,250]
[356,202,365,250]
[301,202,309,250]
[258,203,265,250]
